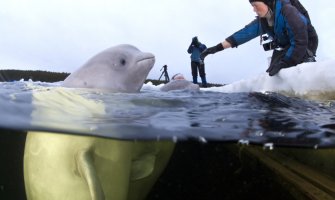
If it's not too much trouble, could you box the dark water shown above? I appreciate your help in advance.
[0,131,296,200]
[1,81,335,148]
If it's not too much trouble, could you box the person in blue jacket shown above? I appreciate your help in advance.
[200,0,318,76]
[188,36,208,87]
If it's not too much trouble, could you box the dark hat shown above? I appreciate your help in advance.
[249,0,274,6]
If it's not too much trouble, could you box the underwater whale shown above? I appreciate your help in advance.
[24,44,175,200]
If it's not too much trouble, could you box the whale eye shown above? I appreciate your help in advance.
[120,58,126,66]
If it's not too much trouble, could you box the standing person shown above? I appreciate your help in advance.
[187,36,208,87]
[200,0,318,76]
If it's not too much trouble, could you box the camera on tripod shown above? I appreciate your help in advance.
[261,35,279,51]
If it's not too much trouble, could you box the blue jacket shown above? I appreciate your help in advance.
[226,0,317,66]
[188,43,207,62]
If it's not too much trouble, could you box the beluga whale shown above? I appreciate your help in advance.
[24,44,175,200]
[160,73,200,92]
[62,44,155,92]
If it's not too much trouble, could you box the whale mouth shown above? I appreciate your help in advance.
[137,56,155,64]
[136,52,155,67]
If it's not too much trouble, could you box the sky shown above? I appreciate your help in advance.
[0,0,334,84]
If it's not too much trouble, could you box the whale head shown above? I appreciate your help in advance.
[62,44,155,92]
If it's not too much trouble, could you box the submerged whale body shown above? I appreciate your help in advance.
[24,44,175,200]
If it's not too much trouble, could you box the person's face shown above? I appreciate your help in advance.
[251,2,269,18]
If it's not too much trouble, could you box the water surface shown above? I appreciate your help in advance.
[1,81,335,148]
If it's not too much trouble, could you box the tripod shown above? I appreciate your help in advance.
[158,65,170,82]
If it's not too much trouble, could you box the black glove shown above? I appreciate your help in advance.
[266,60,289,76]
[200,43,224,60]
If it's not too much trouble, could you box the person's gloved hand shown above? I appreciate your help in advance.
[266,60,289,76]
[200,43,224,60]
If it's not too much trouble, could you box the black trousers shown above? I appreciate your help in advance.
[191,61,206,78]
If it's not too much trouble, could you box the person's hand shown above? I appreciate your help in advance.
[266,61,289,76]
[200,43,224,60]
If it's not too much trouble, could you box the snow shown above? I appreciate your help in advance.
[144,58,335,100]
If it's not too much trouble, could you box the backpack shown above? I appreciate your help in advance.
[289,0,311,23]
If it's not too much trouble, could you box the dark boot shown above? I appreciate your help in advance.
[201,76,207,88]
[192,77,198,84]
